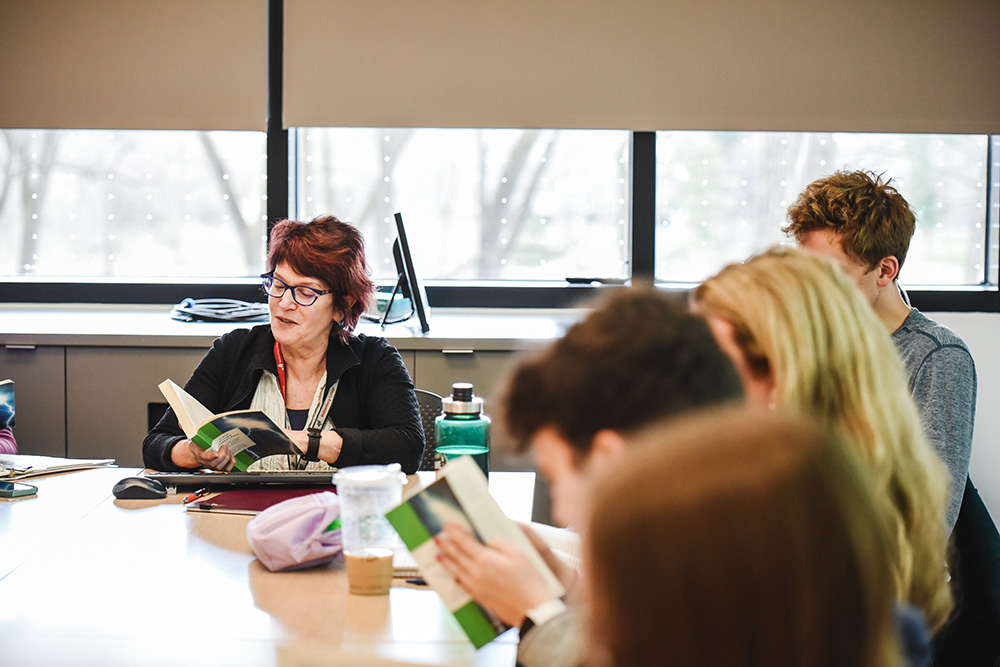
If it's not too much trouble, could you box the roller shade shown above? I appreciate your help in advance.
[284,0,1000,133]
[0,0,267,131]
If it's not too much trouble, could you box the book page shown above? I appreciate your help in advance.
[523,521,582,573]
[158,379,213,438]
[210,427,255,455]
[443,457,565,599]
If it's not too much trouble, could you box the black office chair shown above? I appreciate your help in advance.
[932,475,1000,667]
[414,389,444,472]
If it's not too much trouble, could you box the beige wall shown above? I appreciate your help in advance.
[0,0,268,130]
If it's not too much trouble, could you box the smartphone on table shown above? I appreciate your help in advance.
[0,481,38,498]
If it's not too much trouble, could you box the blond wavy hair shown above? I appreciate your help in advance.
[692,246,952,630]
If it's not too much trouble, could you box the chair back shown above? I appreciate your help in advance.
[414,389,444,471]
[933,475,1000,665]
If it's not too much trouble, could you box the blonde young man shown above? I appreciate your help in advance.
[785,170,976,532]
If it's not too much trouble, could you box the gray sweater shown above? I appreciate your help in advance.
[891,308,977,532]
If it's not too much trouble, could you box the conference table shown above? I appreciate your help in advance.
[0,465,535,666]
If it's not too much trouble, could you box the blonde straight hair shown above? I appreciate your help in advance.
[693,246,952,630]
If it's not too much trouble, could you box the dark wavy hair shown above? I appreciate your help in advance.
[500,285,743,458]
[266,215,375,343]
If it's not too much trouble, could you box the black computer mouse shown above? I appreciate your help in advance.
[112,476,168,500]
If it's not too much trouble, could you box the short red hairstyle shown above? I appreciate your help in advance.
[266,215,375,342]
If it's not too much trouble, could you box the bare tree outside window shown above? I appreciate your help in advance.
[655,131,988,285]
[296,128,631,282]
[0,129,266,278]
[0,128,989,290]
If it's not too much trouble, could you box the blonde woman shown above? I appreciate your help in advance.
[692,246,952,632]
[585,407,907,667]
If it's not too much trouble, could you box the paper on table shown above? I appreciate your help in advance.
[0,454,116,481]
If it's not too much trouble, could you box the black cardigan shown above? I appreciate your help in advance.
[142,325,424,474]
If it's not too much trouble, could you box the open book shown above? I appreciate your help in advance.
[385,456,565,649]
[158,379,299,472]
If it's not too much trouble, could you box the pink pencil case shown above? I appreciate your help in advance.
[246,490,343,572]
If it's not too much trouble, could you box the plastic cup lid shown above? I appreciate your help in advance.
[333,463,404,487]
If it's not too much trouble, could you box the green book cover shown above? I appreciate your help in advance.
[160,379,298,472]
[385,456,564,649]
[189,411,299,472]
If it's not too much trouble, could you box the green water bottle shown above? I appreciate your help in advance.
[435,382,490,476]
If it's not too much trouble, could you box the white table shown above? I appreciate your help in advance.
[0,467,535,666]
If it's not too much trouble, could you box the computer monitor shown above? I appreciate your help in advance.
[381,212,431,333]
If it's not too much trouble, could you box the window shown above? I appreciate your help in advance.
[0,127,996,311]
[655,131,990,285]
[0,129,266,278]
[295,128,631,282]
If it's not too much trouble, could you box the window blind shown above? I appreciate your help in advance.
[0,0,267,131]
[283,0,999,133]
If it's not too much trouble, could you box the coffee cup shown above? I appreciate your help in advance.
[333,464,405,595]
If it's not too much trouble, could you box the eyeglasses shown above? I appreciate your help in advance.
[260,274,332,307]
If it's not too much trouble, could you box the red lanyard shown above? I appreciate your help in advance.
[274,340,337,431]
[274,341,286,399]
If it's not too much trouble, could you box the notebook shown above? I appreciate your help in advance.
[185,487,329,515]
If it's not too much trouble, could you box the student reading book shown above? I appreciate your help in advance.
[386,455,565,649]
[159,379,299,472]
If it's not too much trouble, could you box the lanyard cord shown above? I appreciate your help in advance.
[275,341,339,468]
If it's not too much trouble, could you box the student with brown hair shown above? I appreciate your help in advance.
[435,285,744,667]
[784,169,976,533]
[692,246,953,632]
[585,407,906,667]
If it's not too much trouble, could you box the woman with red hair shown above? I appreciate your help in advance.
[143,216,424,473]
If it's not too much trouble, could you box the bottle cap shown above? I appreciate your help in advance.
[442,382,483,415]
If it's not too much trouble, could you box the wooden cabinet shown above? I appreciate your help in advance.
[65,347,207,467]
[411,349,515,403]
[1,345,66,457]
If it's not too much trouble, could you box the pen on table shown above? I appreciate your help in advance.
[182,487,211,504]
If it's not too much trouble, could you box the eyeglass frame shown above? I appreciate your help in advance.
[260,273,333,307]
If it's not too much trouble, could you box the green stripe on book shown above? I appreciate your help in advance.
[192,423,223,451]
[453,600,499,649]
[232,451,254,472]
[385,502,433,550]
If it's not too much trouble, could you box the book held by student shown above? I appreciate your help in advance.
[385,455,564,648]
[158,379,299,472]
